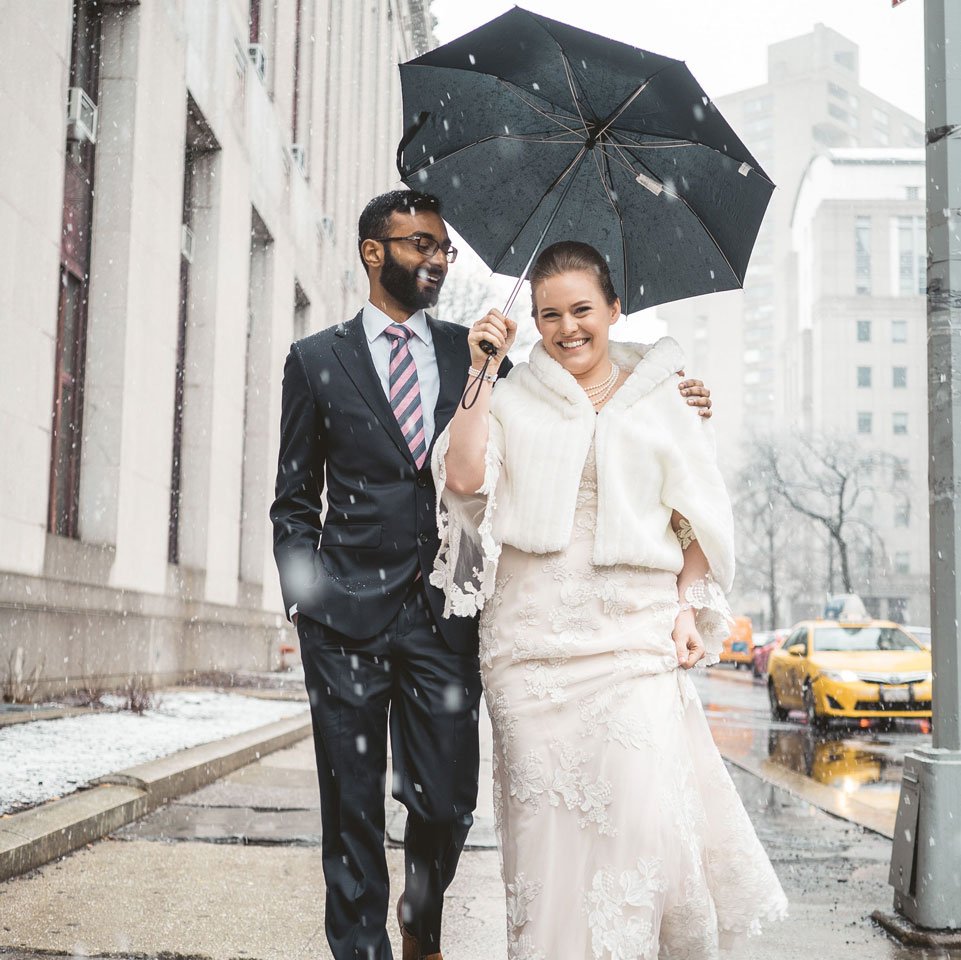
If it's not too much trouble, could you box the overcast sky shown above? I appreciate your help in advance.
[432,0,924,119]
[429,0,925,337]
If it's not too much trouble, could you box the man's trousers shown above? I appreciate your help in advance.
[298,582,482,959]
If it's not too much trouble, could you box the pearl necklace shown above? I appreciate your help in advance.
[583,362,620,407]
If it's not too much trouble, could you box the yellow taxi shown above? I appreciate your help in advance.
[719,616,754,670]
[767,620,932,728]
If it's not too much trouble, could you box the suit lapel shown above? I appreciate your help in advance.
[428,316,467,447]
[332,312,414,464]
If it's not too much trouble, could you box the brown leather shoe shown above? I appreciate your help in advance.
[396,895,443,960]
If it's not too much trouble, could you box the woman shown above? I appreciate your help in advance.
[431,241,787,959]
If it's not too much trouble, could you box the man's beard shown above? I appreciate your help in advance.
[380,246,445,312]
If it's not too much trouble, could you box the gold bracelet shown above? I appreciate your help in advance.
[468,366,498,384]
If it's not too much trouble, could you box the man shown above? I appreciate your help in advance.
[270,190,712,960]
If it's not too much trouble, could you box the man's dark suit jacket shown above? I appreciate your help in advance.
[270,310,511,654]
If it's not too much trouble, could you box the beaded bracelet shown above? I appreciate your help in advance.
[468,366,498,384]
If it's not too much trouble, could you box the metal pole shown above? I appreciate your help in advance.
[885,0,961,931]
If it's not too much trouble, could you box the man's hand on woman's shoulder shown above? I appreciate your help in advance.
[676,371,712,419]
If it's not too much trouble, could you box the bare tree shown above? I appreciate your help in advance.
[436,267,538,362]
[757,434,907,594]
[435,270,500,328]
[734,449,794,629]
[734,439,827,627]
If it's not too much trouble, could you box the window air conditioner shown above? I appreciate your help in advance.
[247,44,267,81]
[66,87,98,144]
[291,144,307,174]
[181,224,195,263]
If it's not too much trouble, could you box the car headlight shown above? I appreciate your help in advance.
[820,669,859,683]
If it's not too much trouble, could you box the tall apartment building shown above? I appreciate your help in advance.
[0,0,433,693]
[661,25,923,457]
[790,149,927,624]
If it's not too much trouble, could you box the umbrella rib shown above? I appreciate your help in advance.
[560,53,593,137]
[495,79,586,138]
[613,143,742,286]
[592,139,631,308]
[523,13,601,120]
[489,146,589,275]
[403,129,580,177]
[593,61,682,140]
[615,128,774,185]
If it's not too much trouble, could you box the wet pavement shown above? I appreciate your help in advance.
[1,670,959,959]
[691,663,932,835]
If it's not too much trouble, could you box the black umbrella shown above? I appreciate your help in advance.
[396,6,774,316]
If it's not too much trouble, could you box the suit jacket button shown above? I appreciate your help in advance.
[416,473,428,488]
[418,533,429,545]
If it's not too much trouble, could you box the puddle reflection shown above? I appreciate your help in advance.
[766,728,906,810]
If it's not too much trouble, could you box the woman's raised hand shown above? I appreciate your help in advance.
[468,309,517,369]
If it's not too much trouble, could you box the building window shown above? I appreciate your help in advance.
[893,412,908,435]
[904,125,923,147]
[49,0,102,538]
[294,281,310,340]
[169,99,220,564]
[828,81,849,101]
[744,96,771,115]
[893,366,908,388]
[896,215,926,296]
[888,597,908,623]
[857,320,871,342]
[894,552,911,575]
[834,50,856,71]
[855,216,871,294]
[895,500,911,527]
[168,145,194,565]
[291,0,304,142]
[857,366,872,388]
[858,411,873,434]
[892,319,907,343]
[906,185,920,201]
[828,103,857,128]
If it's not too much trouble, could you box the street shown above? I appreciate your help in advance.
[1,667,957,959]
[692,664,930,838]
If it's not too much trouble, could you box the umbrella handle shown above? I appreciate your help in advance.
[396,112,431,179]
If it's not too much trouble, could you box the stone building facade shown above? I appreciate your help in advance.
[0,0,433,694]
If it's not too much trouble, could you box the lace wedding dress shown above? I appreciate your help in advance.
[478,443,787,960]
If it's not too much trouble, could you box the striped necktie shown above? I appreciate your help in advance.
[384,323,427,468]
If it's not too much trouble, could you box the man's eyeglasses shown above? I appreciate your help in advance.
[374,234,458,263]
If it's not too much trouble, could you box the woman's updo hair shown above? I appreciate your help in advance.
[529,241,619,316]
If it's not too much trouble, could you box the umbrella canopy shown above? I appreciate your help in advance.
[397,6,774,314]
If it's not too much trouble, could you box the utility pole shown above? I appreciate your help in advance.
[883,0,961,935]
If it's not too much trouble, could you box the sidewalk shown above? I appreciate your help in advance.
[1,713,958,959]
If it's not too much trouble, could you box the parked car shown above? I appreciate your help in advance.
[752,629,788,678]
[767,620,932,728]
[904,625,931,649]
[719,616,753,669]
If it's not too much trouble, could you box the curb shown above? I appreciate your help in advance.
[0,713,312,882]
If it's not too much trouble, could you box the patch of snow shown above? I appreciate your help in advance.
[0,691,308,814]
